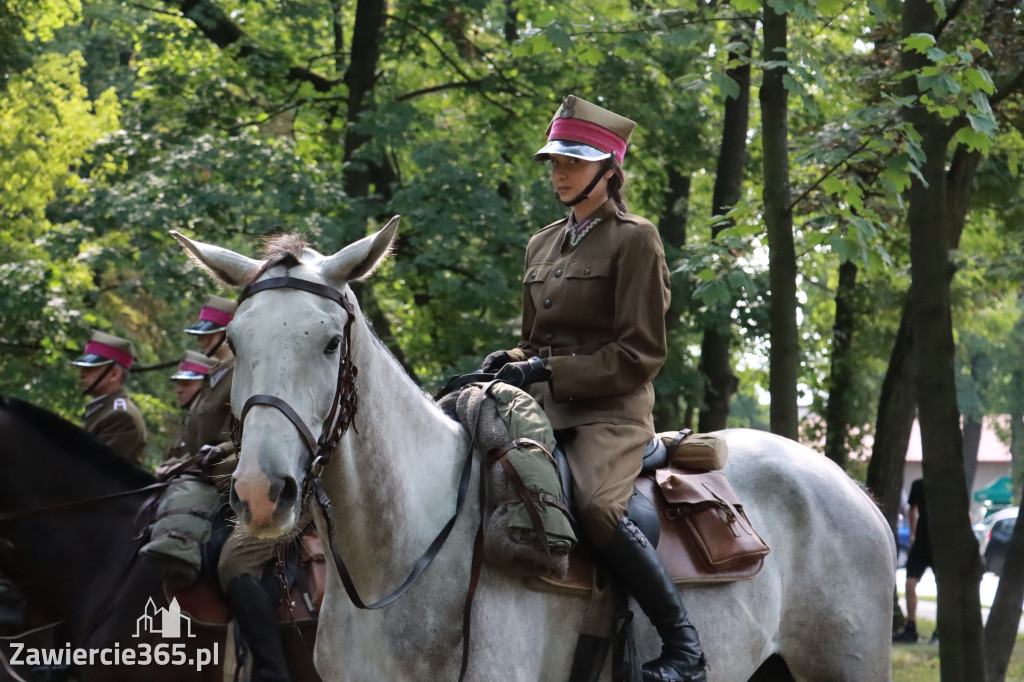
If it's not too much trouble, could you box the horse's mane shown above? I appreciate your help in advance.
[0,395,156,487]
[247,233,311,284]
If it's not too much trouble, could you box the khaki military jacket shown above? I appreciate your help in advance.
[166,358,235,462]
[514,199,671,430]
[82,388,147,463]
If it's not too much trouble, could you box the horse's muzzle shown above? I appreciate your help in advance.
[230,464,301,537]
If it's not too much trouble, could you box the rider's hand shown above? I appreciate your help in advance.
[494,357,551,388]
[198,444,226,467]
[479,350,513,373]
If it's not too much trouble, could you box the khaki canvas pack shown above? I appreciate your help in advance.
[140,476,221,586]
[439,381,577,577]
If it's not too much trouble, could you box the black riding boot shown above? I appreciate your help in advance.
[224,575,292,682]
[602,517,707,682]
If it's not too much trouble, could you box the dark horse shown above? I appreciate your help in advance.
[0,394,229,681]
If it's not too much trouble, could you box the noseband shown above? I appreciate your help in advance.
[232,276,359,478]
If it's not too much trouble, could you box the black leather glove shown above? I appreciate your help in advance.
[480,350,514,373]
[494,356,551,388]
[198,444,226,467]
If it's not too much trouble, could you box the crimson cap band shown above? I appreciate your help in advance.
[184,294,237,335]
[70,330,136,369]
[533,95,636,164]
[171,349,217,381]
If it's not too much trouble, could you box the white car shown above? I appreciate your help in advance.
[974,506,1018,557]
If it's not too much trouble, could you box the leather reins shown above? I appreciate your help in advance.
[232,276,479,665]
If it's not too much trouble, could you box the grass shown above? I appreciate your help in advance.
[892,618,1024,681]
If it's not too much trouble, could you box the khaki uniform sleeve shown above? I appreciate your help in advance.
[547,221,670,401]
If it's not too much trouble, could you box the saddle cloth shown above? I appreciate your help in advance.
[539,469,768,593]
[168,532,326,625]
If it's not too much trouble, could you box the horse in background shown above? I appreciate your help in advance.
[173,222,897,682]
[0,394,230,681]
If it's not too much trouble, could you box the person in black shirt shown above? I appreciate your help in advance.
[893,478,935,643]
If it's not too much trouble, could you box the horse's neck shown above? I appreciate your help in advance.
[322,318,470,593]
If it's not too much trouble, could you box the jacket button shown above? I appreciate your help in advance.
[543,299,552,309]
[584,267,591,275]
[529,272,537,280]
[545,332,555,341]
[554,269,563,278]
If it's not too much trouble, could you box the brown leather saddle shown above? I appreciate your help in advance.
[540,439,769,593]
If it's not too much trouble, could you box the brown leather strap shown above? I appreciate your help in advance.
[0,481,172,522]
[537,343,605,358]
[240,394,318,455]
[487,443,551,557]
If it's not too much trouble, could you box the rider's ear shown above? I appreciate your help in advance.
[321,215,400,286]
[170,231,264,287]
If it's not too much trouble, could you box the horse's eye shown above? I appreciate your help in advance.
[324,336,342,355]
[226,337,236,353]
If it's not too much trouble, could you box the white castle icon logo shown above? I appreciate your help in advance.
[133,597,196,638]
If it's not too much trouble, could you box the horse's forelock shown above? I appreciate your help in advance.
[246,233,311,284]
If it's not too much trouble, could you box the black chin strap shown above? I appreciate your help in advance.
[559,158,612,207]
[82,363,114,395]
[204,334,226,358]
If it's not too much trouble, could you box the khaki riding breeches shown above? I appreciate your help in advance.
[562,422,650,548]
[217,513,311,591]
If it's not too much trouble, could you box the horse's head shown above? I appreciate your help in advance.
[170,219,399,538]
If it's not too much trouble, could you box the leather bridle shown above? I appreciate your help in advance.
[232,276,360,479]
[231,276,477,639]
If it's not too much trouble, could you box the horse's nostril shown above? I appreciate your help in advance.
[229,482,249,520]
[273,475,300,508]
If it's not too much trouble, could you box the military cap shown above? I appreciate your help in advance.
[184,295,236,335]
[533,95,637,164]
[70,330,136,369]
[170,350,217,381]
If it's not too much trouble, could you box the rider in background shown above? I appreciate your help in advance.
[70,329,147,463]
[182,295,294,682]
[164,349,218,460]
[479,95,707,682]
[173,294,238,471]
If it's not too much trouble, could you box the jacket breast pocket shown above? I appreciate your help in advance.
[563,257,614,310]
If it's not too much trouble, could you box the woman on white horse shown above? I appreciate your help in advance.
[480,94,707,682]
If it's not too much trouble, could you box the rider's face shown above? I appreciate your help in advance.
[548,154,609,203]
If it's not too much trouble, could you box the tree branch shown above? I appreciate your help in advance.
[157,0,341,92]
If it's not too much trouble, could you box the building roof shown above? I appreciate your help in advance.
[905,417,1011,463]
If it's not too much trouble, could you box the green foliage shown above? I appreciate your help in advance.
[2,0,1023,466]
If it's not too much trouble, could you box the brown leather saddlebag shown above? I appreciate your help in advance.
[655,468,769,570]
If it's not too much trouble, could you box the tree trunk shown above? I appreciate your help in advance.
[824,259,858,469]
[963,415,982,493]
[866,295,917,527]
[653,169,690,432]
[759,3,798,440]
[342,0,392,199]
[984,511,1024,682]
[1012,408,1024,496]
[902,1,985,677]
[698,29,751,433]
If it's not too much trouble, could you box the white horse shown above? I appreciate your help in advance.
[172,222,895,682]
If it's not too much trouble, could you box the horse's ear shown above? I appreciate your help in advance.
[170,231,264,287]
[322,216,399,285]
